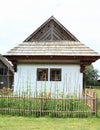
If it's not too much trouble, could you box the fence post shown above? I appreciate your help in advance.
[85,89,97,115]
[92,92,97,115]
[95,93,97,116]
[40,97,42,117]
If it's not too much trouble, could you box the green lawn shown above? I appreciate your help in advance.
[0,116,100,130]
[93,88,100,98]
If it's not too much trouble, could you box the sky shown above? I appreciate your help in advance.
[0,0,100,73]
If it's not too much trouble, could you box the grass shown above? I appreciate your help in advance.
[0,106,96,129]
[93,88,100,97]
[0,115,100,130]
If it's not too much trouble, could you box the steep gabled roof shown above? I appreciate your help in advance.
[24,16,79,42]
[0,54,14,73]
[4,16,100,65]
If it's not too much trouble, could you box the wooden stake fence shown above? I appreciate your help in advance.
[85,89,97,115]
[0,92,97,118]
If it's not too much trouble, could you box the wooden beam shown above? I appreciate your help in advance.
[80,65,85,73]
[17,61,80,65]
[6,55,98,62]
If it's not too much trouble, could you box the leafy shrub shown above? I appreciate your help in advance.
[0,97,90,117]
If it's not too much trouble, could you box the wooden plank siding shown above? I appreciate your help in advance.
[0,54,14,89]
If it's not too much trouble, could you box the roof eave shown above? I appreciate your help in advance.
[4,55,100,62]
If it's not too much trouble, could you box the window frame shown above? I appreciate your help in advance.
[50,68,61,81]
[0,67,7,75]
[37,68,48,81]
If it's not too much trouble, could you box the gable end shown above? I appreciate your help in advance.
[24,16,79,42]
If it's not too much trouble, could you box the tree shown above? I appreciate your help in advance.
[84,65,100,86]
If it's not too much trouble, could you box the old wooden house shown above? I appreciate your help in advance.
[0,54,14,89]
[4,16,100,96]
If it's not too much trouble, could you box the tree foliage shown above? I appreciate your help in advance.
[84,65,100,86]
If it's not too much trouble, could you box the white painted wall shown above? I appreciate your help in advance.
[14,64,83,97]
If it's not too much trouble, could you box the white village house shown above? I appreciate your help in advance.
[4,16,100,97]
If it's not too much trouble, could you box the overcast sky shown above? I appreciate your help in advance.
[0,0,100,73]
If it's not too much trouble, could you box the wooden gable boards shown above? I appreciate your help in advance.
[24,16,79,42]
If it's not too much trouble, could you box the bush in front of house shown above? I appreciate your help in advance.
[0,96,90,117]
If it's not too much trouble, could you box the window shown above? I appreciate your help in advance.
[0,68,7,75]
[50,69,61,81]
[37,68,48,81]
[0,68,4,75]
